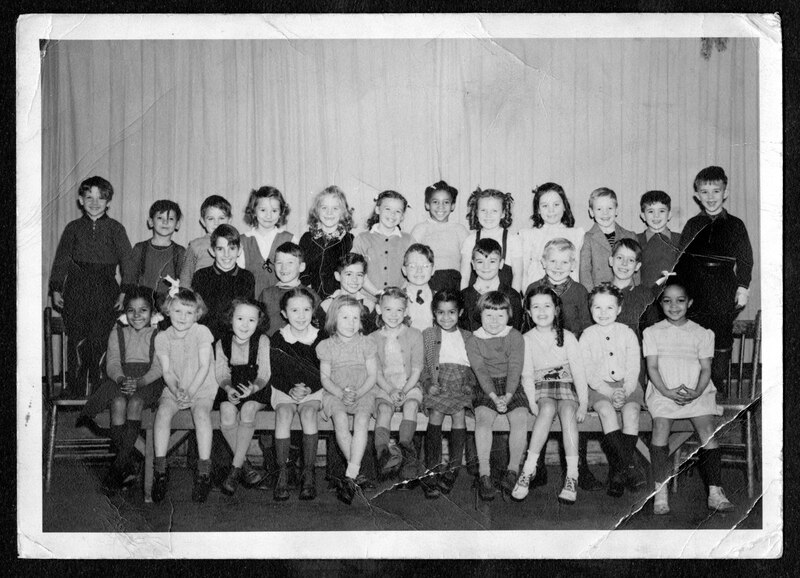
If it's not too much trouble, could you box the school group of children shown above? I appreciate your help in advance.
[50,165,753,517]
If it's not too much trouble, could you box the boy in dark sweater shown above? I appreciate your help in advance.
[676,166,754,394]
[460,238,523,331]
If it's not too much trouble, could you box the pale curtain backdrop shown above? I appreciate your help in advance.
[41,38,760,318]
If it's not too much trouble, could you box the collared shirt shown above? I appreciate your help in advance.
[405,284,434,331]
[279,324,319,345]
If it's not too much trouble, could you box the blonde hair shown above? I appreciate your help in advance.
[307,185,354,232]
[324,294,363,336]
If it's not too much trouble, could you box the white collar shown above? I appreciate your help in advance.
[370,224,403,238]
[279,324,319,345]
[474,325,512,339]
[473,277,501,294]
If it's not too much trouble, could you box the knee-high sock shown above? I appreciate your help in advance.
[425,424,443,471]
[650,444,670,485]
[448,428,466,470]
[374,426,390,456]
[399,419,416,447]
[699,447,723,487]
[275,437,291,472]
[302,433,318,473]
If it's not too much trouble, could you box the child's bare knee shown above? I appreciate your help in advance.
[240,402,261,423]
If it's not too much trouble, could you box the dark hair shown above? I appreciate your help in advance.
[524,285,565,347]
[162,287,207,320]
[693,166,728,191]
[307,185,355,232]
[366,190,408,229]
[225,297,268,334]
[280,286,317,313]
[531,182,575,228]
[210,223,241,248]
[123,285,156,311]
[611,238,642,262]
[244,186,290,228]
[588,281,624,308]
[588,187,618,210]
[78,176,114,201]
[325,294,363,336]
[476,290,511,315]
[660,278,692,301]
[471,237,503,259]
[336,252,368,274]
[275,241,305,262]
[424,180,458,205]
[466,187,514,230]
[200,195,232,218]
[149,199,183,222]
[376,286,411,328]
[404,243,434,266]
[640,190,672,212]
[431,289,464,314]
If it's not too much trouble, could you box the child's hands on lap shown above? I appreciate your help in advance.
[225,386,240,405]
[290,383,310,403]
[391,390,405,408]
[236,382,256,401]
[176,387,191,409]
[675,385,700,405]
[342,386,356,406]
[121,376,137,396]
[611,389,626,410]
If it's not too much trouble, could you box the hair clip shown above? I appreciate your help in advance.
[164,275,181,298]
[263,258,273,273]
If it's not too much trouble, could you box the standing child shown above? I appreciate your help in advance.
[579,283,646,497]
[270,287,326,501]
[50,176,132,397]
[318,253,378,334]
[465,291,530,501]
[215,299,272,497]
[317,295,379,505]
[299,185,355,299]
[460,238,523,332]
[178,195,232,289]
[410,180,469,293]
[519,182,584,290]
[609,238,663,339]
[420,290,476,499]
[192,224,255,341]
[644,280,733,514]
[259,242,320,337]
[239,186,296,299]
[460,187,523,293]
[676,166,754,393]
[579,187,637,291]
[403,244,436,331]
[78,287,164,488]
[370,288,425,484]
[352,190,413,295]
[124,200,186,311]
[512,286,588,504]
[151,288,217,503]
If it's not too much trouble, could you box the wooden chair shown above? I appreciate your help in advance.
[43,307,113,492]
[672,310,762,498]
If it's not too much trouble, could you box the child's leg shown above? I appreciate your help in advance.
[107,395,128,475]
[448,409,467,470]
[116,396,145,472]
[374,402,393,457]
[345,414,371,479]
[594,399,620,435]
[154,397,179,459]
[506,407,529,474]
[425,410,443,472]
[691,414,721,484]
[234,401,262,469]
[521,398,557,474]
[474,406,497,477]
[650,417,673,485]
[219,402,240,454]
[191,399,214,463]
[273,403,295,497]
[620,402,641,436]
[299,402,320,475]
[557,400,579,480]
[618,402,645,490]
[399,400,419,447]
[331,411,352,462]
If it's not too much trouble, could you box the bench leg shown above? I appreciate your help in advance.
[636,438,650,463]
[144,427,154,503]
[45,404,58,493]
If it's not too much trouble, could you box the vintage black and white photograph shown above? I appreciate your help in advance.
[17,13,782,558]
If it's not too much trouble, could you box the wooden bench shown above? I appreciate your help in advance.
[95,408,706,502]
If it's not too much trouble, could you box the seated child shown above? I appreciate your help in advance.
[192,224,255,341]
[123,200,186,311]
[579,187,637,291]
[319,253,378,334]
[317,295,379,505]
[644,280,732,515]
[403,243,436,331]
[179,195,232,289]
[269,287,326,501]
[215,299,272,497]
[151,288,217,503]
[460,238,523,331]
[513,286,588,505]
[465,291,530,501]
[78,286,165,488]
[259,241,320,337]
[370,287,425,484]
[420,290,476,499]
[579,283,646,498]
[410,180,469,293]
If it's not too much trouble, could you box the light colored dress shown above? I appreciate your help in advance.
[155,323,218,403]
[642,319,722,419]
[317,334,378,417]
[518,223,584,290]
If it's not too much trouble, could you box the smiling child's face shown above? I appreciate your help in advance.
[472,251,503,282]
[125,298,152,331]
[232,303,260,341]
[480,307,509,335]
[378,296,406,330]
[282,296,313,333]
[426,190,454,223]
[318,194,344,232]
[542,248,574,285]
[213,237,241,272]
[695,181,728,215]
[608,246,641,282]
[256,196,282,230]
[201,206,230,235]
[335,264,366,295]
[150,210,180,239]
[477,196,503,230]
[641,202,671,233]
[590,293,621,327]
[539,191,565,225]
[275,251,305,284]
[589,195,618,233]
[375,198,405,231]
[403,251,433,287]
[434,300,460,332]
[79,187,110,220]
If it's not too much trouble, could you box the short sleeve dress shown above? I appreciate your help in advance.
[316,334,378,417]
[642,319,722,419]
[155,323,218,403]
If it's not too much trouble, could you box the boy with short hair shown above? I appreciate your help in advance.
[403,243,436,331]
[636,191,681,289]
[123,199,186,309]
[579,187,637,291]
[258,242,321,337]
[319,252,378,335]
[609,238,663,338]
[179,195,232,289]
[460,238,523,332]
[192,224,255,341]
[676,166,754,393]
[50,176,132,397]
